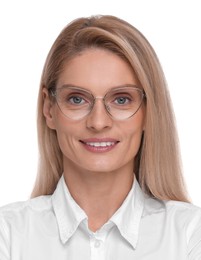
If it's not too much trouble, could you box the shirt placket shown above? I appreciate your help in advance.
[89,232,105,260]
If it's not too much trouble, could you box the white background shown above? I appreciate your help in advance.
[0,0,200,206]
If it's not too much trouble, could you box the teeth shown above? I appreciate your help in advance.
[86,142,115,147]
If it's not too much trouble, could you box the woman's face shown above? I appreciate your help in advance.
[44,48,145,174]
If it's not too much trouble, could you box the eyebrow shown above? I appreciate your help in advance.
[58,83,140,91]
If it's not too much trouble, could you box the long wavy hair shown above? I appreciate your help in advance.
[31,15,190,202]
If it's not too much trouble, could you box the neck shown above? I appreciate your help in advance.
[63,161,134,232]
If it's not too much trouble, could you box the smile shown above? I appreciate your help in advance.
[80,139,119,153]
[85,142,115,147]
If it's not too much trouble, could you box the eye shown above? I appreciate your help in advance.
[57,87,93,108]
[114,96,130,105]
[66,91,91,106]
[69,96,86,105]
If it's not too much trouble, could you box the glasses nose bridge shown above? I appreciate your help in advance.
[94,96,104,101]
[92,95,108,111]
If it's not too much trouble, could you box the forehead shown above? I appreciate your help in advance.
[57,48,139,93]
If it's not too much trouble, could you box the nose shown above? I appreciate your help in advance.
[86,98,113,131]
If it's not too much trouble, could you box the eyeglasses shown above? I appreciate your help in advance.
[49,85,146,120]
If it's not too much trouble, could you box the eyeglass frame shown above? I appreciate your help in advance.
[48,84,146,120]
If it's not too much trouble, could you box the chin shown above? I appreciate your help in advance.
[81,161,124,173]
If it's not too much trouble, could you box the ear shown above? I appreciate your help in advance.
[42,88,56,130]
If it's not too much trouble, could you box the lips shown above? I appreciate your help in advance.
[80,138,119,152]
[85,141,115,147]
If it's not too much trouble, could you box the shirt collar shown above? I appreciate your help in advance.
[52,175,145,248]
[52,176,87,244]
[110,177,145,249]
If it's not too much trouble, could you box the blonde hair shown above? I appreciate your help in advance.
[31,15,190,202]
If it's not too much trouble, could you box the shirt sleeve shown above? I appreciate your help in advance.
[0,216,10,260]
[187,211,201,259]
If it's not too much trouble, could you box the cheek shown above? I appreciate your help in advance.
[55,127,78,160]
[127,109,145,135]
[53,112,81,155]
[127,126,143,150]
[124,110,145,149]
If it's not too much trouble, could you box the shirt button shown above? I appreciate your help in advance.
[94,240,101,248]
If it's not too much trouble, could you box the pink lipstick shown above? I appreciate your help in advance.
[80,138,119,153]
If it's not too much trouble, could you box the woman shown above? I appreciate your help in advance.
[0,15,200,259]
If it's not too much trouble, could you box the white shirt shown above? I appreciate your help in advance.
[0,176,201,260]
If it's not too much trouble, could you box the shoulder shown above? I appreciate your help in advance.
[144,194,201,217]
[0,195,53,225]
[144,196,201,225]
[143,195,201,234]
[165,201,201,239]
[0,195,52,212]
[164,200,201,226]
[0,196,55,257]
[166,200,201,255]
[165,199,201,214]
[143,196,201,254]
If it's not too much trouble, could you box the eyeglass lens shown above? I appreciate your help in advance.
[51,86,145,120]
